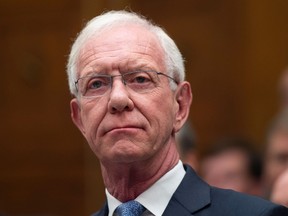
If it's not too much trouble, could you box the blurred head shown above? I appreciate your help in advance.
[270,168,288,207]
[263,109,288,198]
[201,138,262,196]
[66,10,192,166]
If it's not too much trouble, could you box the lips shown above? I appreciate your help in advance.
[103,123,144,135]
[107,125,141,133]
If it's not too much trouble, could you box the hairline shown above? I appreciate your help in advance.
[67,11,185,97]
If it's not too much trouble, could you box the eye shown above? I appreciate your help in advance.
[134,75,151,83]
[88,79,103,89]
[87,76,109,89]
[126,71,153,84]
[123,71,158,93]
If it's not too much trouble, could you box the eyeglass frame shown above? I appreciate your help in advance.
[74,70,179,98]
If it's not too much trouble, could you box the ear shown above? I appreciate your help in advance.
[173,81,193,133]
[70,98,86,136]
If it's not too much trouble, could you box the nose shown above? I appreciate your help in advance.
[108,78,134,113]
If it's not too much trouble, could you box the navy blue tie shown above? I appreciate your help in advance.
[115,200,145,216]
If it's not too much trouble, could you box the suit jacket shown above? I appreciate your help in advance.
[92,165,288,216]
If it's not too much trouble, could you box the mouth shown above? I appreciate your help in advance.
[105,125,143,135]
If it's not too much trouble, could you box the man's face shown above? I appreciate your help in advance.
[70,25,181,164]
[264,131,288,190]
[201,150,253,194]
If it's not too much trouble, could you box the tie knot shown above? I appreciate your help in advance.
[115,200,145,216]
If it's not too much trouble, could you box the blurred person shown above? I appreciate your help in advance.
[263,109,288,198]
[66,10,288,216]
[270,168,288,207]
[176,121,199,172]
[200,138,262,196]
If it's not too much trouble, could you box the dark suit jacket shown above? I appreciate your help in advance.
[92,165,288,216]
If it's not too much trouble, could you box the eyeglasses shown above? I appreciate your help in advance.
[75,70,178,98]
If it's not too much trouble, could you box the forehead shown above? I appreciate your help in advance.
[77,24,165,75]
[214,149,246,163]
[267,130,288,152]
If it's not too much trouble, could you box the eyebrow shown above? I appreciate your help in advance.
[122,60,155,71]
[79,69,107,78]
[78,58,159,78]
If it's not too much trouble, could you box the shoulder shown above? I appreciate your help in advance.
[209,187,288,215]
[211,187,276,213]
[180,165,288,216]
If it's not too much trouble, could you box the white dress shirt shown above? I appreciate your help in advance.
[106,160,186,216]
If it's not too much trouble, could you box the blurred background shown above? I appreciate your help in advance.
[1,0,288,215]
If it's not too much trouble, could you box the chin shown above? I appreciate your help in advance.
[110,150,148,164]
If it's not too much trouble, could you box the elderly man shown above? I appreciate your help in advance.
[66,10,288,216]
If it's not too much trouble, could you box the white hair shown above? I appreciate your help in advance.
[66,10,185,96]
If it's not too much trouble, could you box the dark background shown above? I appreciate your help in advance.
[1,0,288,215]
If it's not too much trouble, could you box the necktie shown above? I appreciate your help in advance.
[115,200,145,216]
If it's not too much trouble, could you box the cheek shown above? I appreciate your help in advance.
[157,97,176,125]
[80,101,105,141]
[142,92,175,123]
[146,94,176,140]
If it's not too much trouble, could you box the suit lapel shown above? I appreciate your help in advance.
[163,165,211,216]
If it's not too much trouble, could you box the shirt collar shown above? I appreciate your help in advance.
[106,160,186,216]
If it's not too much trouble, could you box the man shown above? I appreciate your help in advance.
[200,138,262,196]
[262,109,288,198]
[66,10,288,216]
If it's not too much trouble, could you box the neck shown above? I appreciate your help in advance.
[100,141,179,202]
